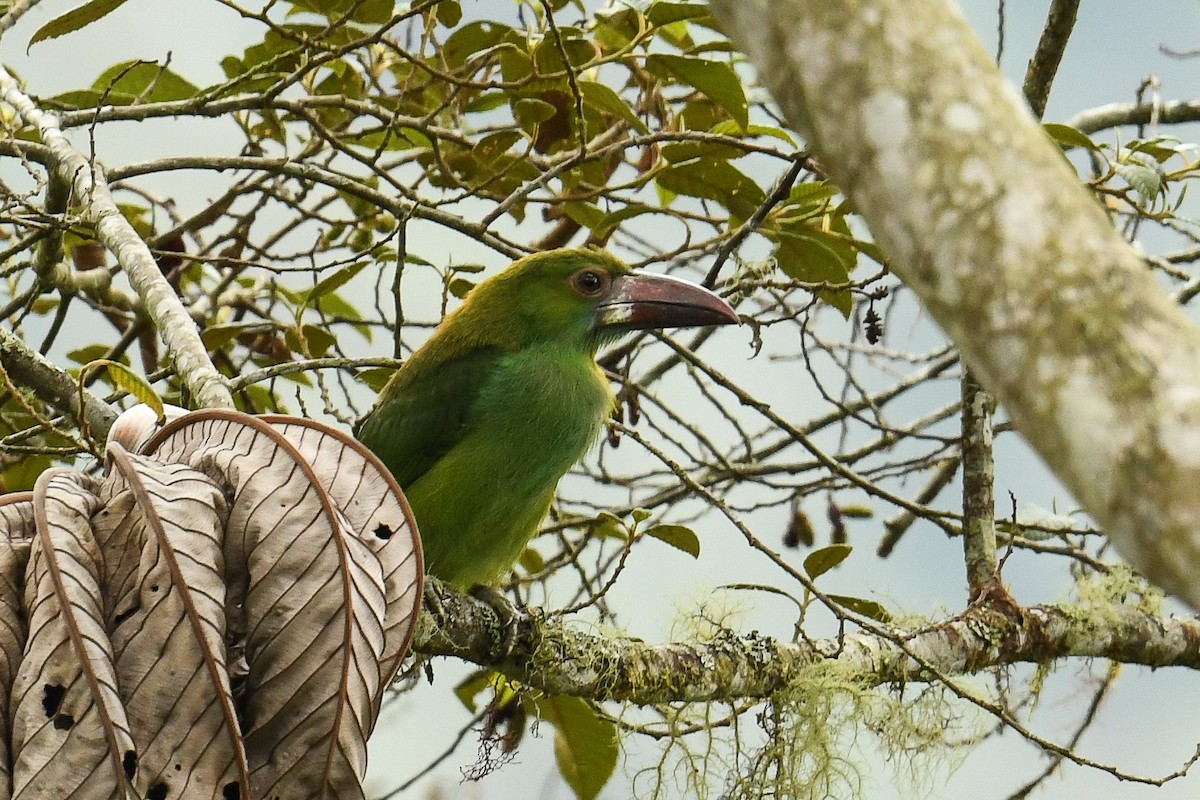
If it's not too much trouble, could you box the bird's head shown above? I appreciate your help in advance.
[469,248,739,351]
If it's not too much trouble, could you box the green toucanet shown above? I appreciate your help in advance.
[356,248,738,588]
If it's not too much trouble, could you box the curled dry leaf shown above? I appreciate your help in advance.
[14,469,138,800]
[0,494,34,800]
[102,445,249,800]
[0,406,423,800]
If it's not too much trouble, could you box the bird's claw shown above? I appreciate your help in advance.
[470,585,522,662]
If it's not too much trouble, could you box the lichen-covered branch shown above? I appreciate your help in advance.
[1067,100,1200,135]
[0,326,117,440]
[415,582,1200,704]
[0,70,233,410]
[1022,0,1081,119]
[960,370,997,596]
[709,0,1200,609]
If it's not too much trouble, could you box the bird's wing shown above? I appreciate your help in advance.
[357,347,502,488]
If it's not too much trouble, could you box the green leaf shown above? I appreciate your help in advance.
[77,60,200,105]
[443,20,515,70]
[589,512,627,540]
[655,158,766,221]
[513,97,558,128]
[67,343,117,364]
[1042,122,1098,152]
[532,696,619,800]
[560,201,606,230]
[646,1,714,26]
[631,507,652,524]
[435,0,462,27]
[291,324,337,358]
[579,81,649,134]
[593,203,659,238]
[827,594,893,622]
[303,261,368,305]
[353,366,397,392]
[803,543,852,579]
[27,0,131,48]
[786,181,839,207]
[1115,159,1164,201]
[1,454,55,492]
[645,54,748,130]
[519,546,546,575]
[643,524,700,558]
[85,360,163,420]
[448,277,476,298]
[839,504,874,519]
[201,322,271,351]
[465,91,510,114]
[453,669,495,712]
[710,119,797,147]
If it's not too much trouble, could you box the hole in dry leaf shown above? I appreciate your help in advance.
[149,583,160,592]
[174,763,181,772]
[221,781,240,800]
[42,684,64,717]
[373,522,394,540]
[123,750,137,780]
[53,714,74,730]
[147,782,168,800]
[114,605,139,626]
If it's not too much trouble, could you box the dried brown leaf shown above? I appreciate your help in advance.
[12,470,137,800]
[143,410,395,799]
[105,444,250,800]
[0,493,35,799]
[261,416,423,688]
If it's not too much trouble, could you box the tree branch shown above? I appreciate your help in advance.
[416,582,1200,704]
[0,71,233,409]
[1066,99,1200,134]
[1022,0,1081,119]
[0,326,117,441]
[709,0,1200,610]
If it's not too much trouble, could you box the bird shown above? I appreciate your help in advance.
[356,247,739,589]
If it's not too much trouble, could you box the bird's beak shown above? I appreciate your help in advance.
[595,272,740,331]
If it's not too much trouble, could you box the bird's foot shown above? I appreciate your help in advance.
[470,585,523,663]
[422,577,453,631]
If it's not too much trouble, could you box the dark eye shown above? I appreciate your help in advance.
[571,268,608,297]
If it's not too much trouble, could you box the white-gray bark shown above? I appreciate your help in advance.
[0,69,233,410]
[709,0,1200,609]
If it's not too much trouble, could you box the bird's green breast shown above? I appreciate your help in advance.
[406,343,613,587]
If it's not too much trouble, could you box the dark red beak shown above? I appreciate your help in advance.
[596,272,739,331]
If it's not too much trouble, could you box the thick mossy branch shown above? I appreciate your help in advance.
[415,582,1200,704]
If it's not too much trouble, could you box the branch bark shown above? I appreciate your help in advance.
[709,0,1200,609]
[0,71,233,410]
[417,582,1200,704]
[0,327,117,441]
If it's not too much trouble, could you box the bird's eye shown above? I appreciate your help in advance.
[571,268,609,297]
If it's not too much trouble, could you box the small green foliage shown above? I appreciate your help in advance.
[802,544,851,579]
[826,594,892,623]
[80,360,163,421]
[644,54,749,130]
[837,504,874,519]
[1042,122,1099,152]
[27,0,131,48]
[301,261,368,306]
[55,60,199,107]
[643,524,701,558]
[532,695,620,800]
